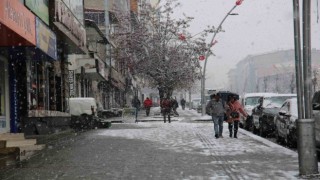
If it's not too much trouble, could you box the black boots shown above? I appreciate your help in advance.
[229,131,232,138]
[234,131,238,138]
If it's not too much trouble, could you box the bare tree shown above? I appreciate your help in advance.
[112,0,213,99]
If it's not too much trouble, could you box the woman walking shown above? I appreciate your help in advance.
[226,95,247,138]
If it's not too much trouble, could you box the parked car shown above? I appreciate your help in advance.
[68,98,111,130]
[252,94,297,137]
[240,93,276,130]
[191,98,201,110]
[275,98,298,147]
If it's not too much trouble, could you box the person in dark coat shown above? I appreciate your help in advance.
[206,94,225,138]
[171,97,179,116]
[161,97,172,123]
[180,98,186,110]
[132,96,141,109]
[132,96,141,123]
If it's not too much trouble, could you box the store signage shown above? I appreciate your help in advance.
[0,0,36,45]
[54,0,86,48]
[36,17,57,60]
[25,0,49,25]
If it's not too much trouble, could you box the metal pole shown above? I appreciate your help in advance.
[303,0,312,118]
[293,0,304,119]
[296,0,318,176]
[201,5,238,116]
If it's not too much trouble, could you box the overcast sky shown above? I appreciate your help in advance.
[171,0,320,90]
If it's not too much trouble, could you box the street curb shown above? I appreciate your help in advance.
[238,127,297,156]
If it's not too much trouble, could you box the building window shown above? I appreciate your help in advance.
[84,10,105,27]
[29,61,51,110]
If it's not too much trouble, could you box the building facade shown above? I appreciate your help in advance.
[227,49,320,96]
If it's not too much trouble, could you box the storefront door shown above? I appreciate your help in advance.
[0,58,9,133]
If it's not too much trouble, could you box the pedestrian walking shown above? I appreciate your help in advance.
[171,97,179,116]
[161,97,172,123]
[143,97,153,116]
[132,96,141,123]
[226,95,247,138]
[206,93,225,139]
[180,98,186,110]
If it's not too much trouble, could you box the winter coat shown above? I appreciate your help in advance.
[171,99,179,109]
[226,100,247,122]
[206,99,225,116]
[144,98,153,108]
[180,99,186,106]
[161,99,172,112]
[132,98,141,108]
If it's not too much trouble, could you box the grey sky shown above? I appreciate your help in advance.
[172,0,320,90]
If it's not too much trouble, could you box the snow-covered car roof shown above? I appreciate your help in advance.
[69,97,97,116]
[243,92,277,98]
[263,93,297,98]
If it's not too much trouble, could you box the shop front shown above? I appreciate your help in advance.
[0,0,37,133]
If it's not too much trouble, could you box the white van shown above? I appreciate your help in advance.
[68,98,110,130]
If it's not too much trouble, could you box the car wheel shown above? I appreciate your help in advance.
[253,125,258,134]
[287,131,297,148]
[259,125,266,137]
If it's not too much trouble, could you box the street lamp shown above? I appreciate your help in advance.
[201,1,243,116]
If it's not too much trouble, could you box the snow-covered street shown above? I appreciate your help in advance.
[0,108,308,179]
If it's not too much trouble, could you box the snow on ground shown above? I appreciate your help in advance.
[98,122,297,157]
[97,113,306,179]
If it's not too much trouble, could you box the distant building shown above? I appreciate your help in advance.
[227,49,320,96]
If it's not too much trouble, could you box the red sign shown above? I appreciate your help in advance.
[0,0,36,46]
[178,34,186,41]
[236,0,244,5]
[199,55,205,61]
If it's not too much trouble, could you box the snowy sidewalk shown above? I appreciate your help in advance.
[97,121,306,179]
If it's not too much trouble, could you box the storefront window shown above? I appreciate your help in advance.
[29,61,51,111]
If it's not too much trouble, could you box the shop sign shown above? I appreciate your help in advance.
[54,0,86,48]
[0,0,36,45]
[36,17,57,60]
[68,70,75,97]
[25,0,49,25]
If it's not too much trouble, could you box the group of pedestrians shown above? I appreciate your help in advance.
[206,93,247,139]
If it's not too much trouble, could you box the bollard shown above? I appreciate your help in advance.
[297,118,319,176]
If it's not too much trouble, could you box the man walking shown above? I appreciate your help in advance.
[161,97,172,123]
[143,97,153,116]
[206,93,225,138]
[132,96,141,123]
[180,98,186,110]
[171,97,179,116]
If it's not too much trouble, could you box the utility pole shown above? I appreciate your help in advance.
[201,1,243,115]
[293,0,318,175]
